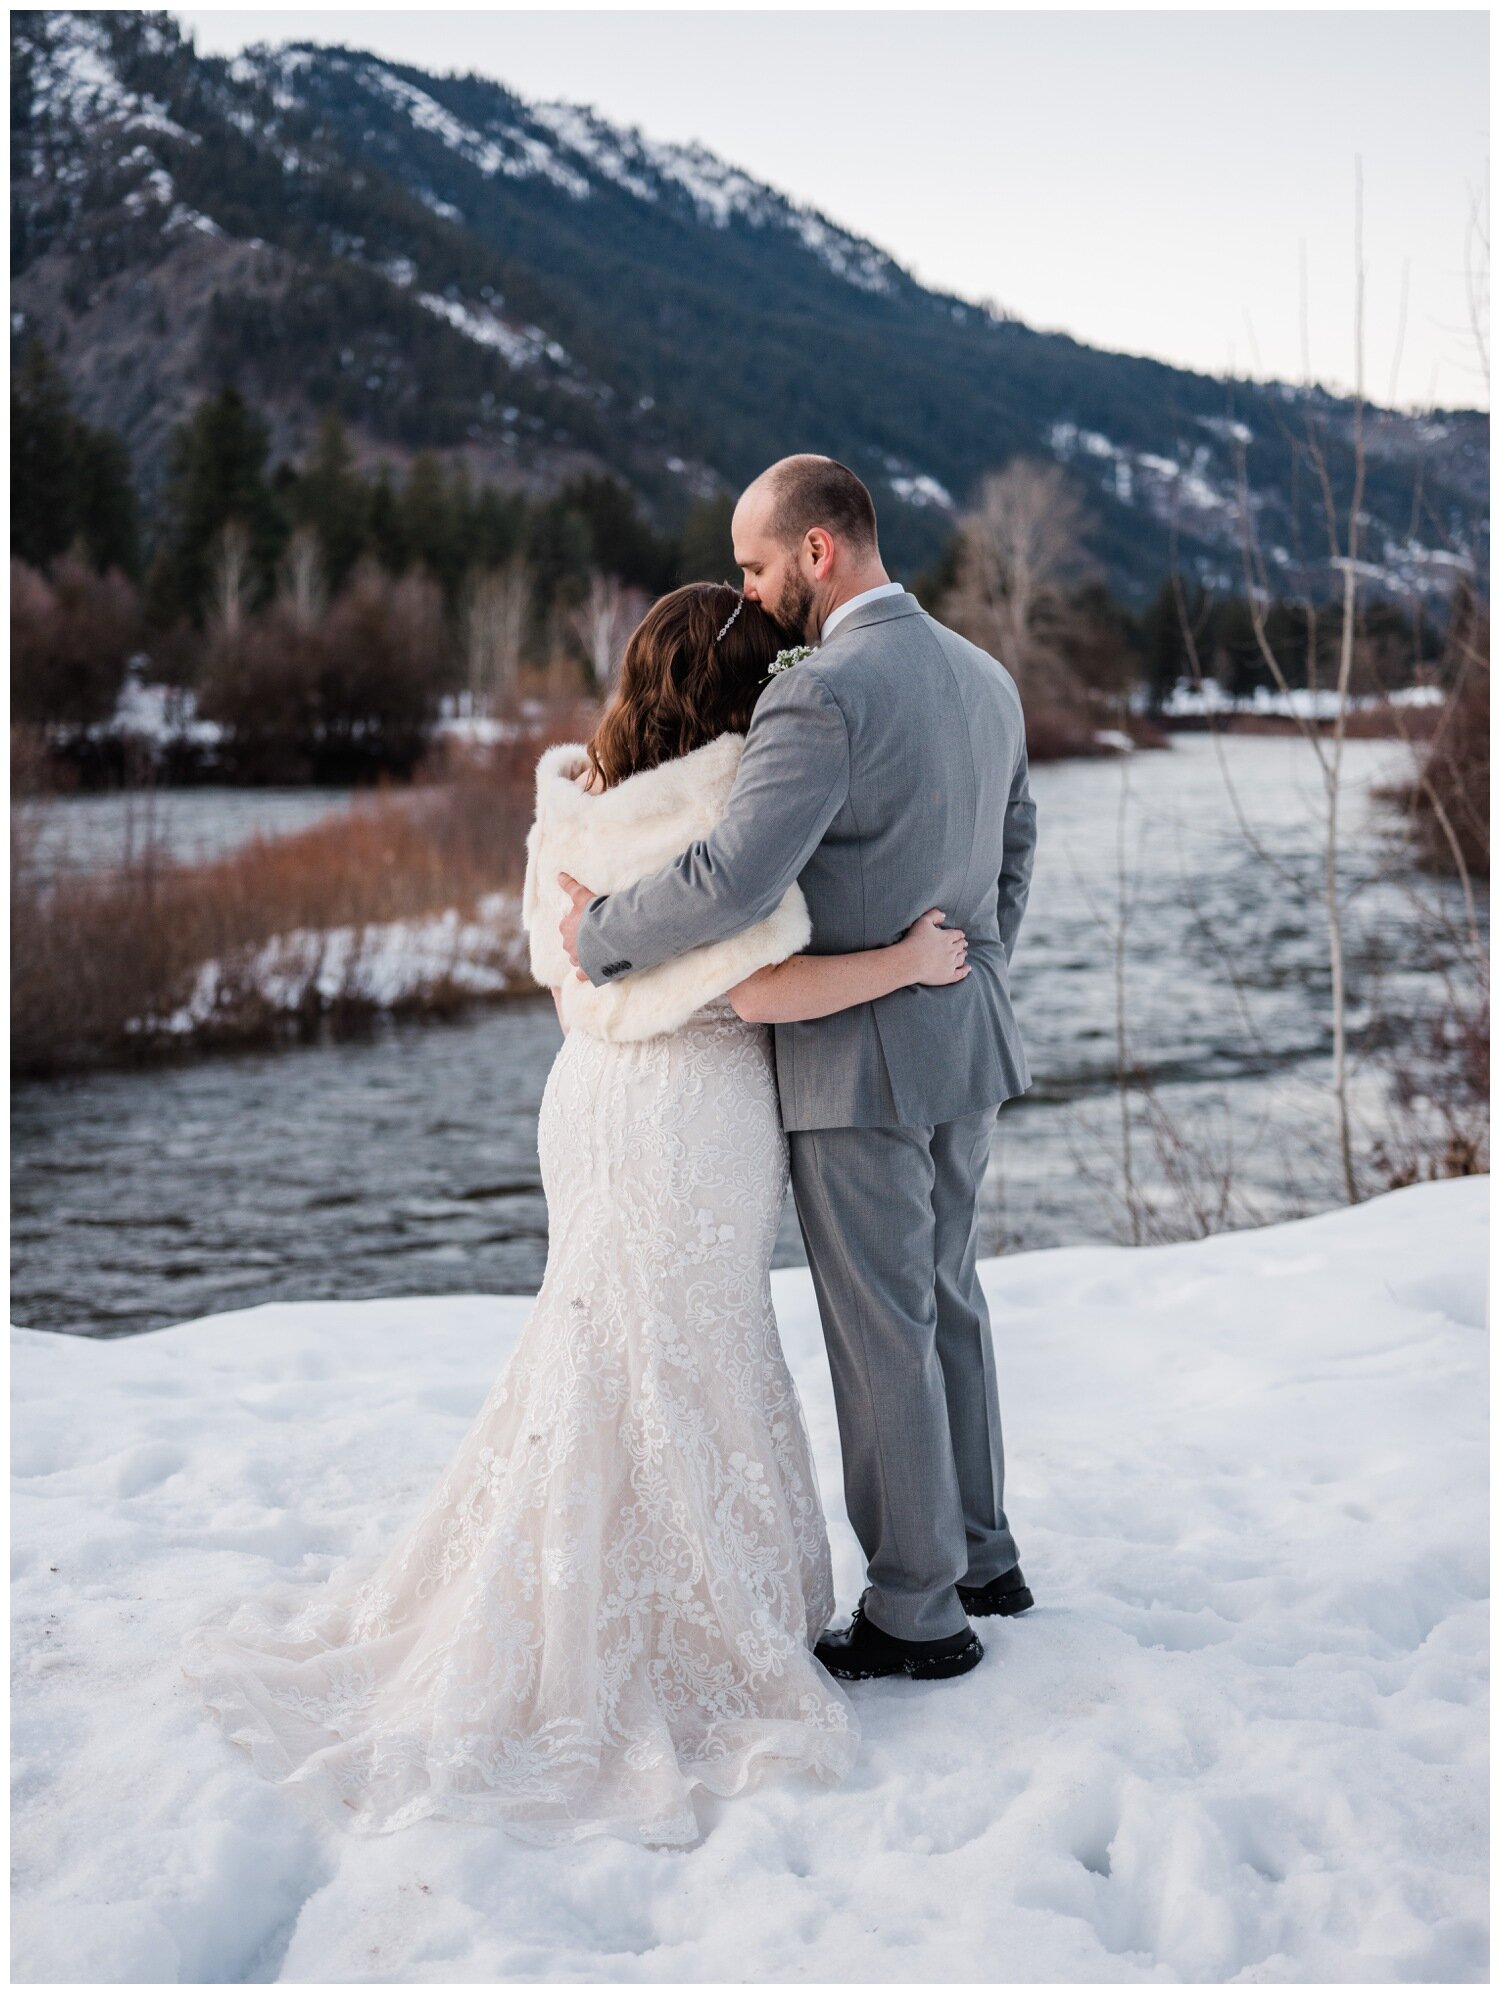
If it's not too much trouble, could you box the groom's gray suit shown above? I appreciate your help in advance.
[576,589,1037,1640]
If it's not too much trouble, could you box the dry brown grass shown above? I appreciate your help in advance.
[12,707,595,1076]
[1218,703,1446,741]
[1408,667,1488,878]
[1019,703,1171,760]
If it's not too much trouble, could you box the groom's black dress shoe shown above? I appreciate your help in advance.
[814,1596,983,1682]
[956,1565,1035,1617]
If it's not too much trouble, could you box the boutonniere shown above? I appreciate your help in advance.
[763,645,816,683]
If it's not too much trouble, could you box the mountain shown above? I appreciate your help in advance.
[10,8,1489,605]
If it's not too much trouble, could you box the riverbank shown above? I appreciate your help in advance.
[5,696,1442,1078]
[13,734,1486,1336]
[11,1175,1487,1982]
[11,715,1156,1075]
[11,736,556,1076]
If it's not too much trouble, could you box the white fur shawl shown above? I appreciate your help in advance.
[522,731,811,1042]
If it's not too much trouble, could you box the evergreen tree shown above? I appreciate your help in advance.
[367,464,407,574]
[522,495,594,625]
[911,532,961,611]
[470,482,527,571]
[10,339,80,571]
[561,475,675,593]
[73,424,140,579]
[394,451,452,586]
[10,338,140,578]
[674,494,736,586]
[1142,574,1200,711]
[154,385,287,627]
[1211,597,1261,701]
[286,411,371,595]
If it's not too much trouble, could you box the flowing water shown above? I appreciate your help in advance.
[11,735,1482,1337]
[17,784,360,880]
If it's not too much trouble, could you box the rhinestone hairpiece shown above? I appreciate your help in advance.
[715,595,744,642]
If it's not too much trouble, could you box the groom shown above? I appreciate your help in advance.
[560,455,1037,1683]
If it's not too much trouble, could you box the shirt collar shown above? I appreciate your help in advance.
[819,581,906,643]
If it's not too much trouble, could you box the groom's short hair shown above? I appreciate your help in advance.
[761,455,879,554]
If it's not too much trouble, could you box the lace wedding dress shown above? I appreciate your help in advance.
[179,992,857,1846]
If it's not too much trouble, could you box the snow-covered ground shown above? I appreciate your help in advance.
[127,893,530,1038]
[11,1176,1487,1983]
[1147,678,1448,721]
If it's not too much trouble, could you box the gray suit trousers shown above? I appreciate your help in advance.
[787,1107,1020,1642]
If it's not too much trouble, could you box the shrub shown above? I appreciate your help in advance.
[199,559,445,782]
[10,550,141,728]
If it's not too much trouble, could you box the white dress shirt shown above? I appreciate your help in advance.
[819,580,907,643]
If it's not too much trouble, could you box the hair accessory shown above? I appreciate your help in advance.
[715,595,744,643]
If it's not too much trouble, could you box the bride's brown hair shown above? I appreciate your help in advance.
[586,583,781,789]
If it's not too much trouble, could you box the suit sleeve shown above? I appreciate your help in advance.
[575,668,851,987]
[997,738,1037,965]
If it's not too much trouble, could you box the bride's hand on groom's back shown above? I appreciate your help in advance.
[899,909,970,987]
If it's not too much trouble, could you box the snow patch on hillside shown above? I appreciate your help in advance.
[529,102,659,203]
[890,472,955,511]
[415,292,569,370]
[529,101,900,294]
[359,65,590,199]
[25,12,195,157]
[118,148,223,238]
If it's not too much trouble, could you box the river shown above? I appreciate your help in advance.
[11,734,1482,1337]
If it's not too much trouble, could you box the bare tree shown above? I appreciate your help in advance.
[567,572,644,691]
[460,556,532,715]
[1178,165,1372,1203]
[941,460,1090,703]
[276,523,328,632]
[1179,160,1487,1206]
[1111,757,1144,1243]
[206,519,254,645]
[1464,169,1489,396]
[1062,763,1277,1246]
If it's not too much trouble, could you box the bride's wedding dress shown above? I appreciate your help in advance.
[179,735,857,1847]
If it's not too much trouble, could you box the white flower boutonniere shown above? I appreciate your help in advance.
[764,645,816,683]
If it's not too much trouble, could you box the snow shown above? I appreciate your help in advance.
[359,65,590,200]
[1044,414,1469,598]
[25,12,194,150]
[11,1176,1487,1982]
[529,101,660,203]
[1199,415,1254,446]
[779,206,898,295]
[220,36,903,299]
[889,472,955,511]
[126,893,529,1037]
[414,292,569,370]
[518,100,899,294]
[228,45,317,114]
[110,673,222,745]
[1153,678,1453,722]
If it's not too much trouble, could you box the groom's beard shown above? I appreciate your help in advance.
[770,570,817,647]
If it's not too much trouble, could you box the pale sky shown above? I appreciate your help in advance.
[174,6,1490,412]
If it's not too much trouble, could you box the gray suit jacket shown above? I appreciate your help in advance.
[576,590,1037,1131]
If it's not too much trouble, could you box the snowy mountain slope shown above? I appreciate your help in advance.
[11,1175,1487,1981]
[10,9,1488,596]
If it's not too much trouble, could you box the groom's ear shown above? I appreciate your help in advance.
[805,528,835,578]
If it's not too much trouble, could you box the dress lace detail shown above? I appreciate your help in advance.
[179,1000,857,1846]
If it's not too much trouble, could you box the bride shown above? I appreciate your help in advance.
[179,581,971,1849]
